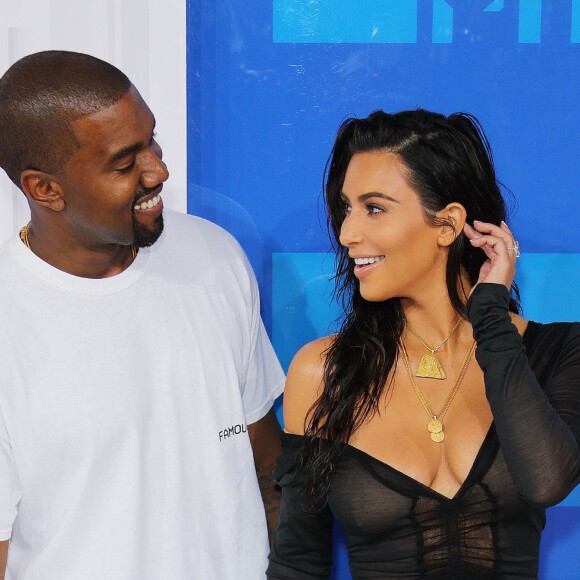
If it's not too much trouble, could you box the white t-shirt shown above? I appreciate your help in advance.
[0,209,285,579]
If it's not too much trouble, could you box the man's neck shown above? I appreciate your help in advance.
[22,222,136,279]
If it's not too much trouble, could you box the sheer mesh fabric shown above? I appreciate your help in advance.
[267,285,580,580]
[413,485,496,577]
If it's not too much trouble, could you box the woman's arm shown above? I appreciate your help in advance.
[266,436,334,579]
[464,220,580,506]
[267,339,335,579]
[468,283,580,506]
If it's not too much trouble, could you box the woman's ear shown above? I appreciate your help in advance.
[436,202,467,247]
[20,170,66,212]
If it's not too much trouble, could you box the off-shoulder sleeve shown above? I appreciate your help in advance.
[467,283,580,507]
[267,433,333,579]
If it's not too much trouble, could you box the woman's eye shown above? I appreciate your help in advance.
[367,204,384,214]
[342,202,352,214]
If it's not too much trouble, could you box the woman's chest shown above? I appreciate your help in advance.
[348,363,493,498]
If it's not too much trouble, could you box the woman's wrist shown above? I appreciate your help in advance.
[467,283,510,320]
[467,283,520,355]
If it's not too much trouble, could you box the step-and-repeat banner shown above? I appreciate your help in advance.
[187,1,580,577]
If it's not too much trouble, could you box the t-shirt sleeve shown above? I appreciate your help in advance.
[243,317,285,425]
[0,407,21,540]
[236,246,285,425]
[467,283,580,507]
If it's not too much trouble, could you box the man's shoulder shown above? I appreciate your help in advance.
[163,208,241,253]
[0,236,21,277]
[159,209,253,284]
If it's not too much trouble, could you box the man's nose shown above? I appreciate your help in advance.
[141,147,169,188]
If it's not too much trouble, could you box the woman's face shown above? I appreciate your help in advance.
[339,150,446,303]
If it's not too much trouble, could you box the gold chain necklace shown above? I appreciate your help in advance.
[19,222,137,260]
[400,340,476,443]
[406,317,462,380]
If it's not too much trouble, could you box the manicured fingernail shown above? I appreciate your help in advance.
[501,220,507,226]
[474,220,482,224]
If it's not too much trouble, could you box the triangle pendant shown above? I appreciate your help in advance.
[416,353,446,380]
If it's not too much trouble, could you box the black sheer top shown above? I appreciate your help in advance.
[267,284,580,579]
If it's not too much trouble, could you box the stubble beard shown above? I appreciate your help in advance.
[132,212,164,247]
[131,185,165,247]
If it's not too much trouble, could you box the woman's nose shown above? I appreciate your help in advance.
[339,214,364,247]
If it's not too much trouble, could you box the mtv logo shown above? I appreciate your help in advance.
[274,0,580,44]
[273,0,419,43]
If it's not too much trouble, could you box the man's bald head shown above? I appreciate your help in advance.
[0,50,133,188]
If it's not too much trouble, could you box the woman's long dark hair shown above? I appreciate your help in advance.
[298,109,521,507]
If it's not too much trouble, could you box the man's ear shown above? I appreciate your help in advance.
[436,202,467,247]
[20,170,66,212]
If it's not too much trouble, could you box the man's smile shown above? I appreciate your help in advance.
[133,184,163,215]
[134,193,162,212]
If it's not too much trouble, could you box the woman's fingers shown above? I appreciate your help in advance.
[463,220,517,290]
[468,234,507,260]
[472,220,518,261]
[473,219,510,237]
[499,220,513,237]
[464,223,492,258]
[463,222,480,240]
[468,236,495,260]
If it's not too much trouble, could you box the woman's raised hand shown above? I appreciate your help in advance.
[463,220,518,294]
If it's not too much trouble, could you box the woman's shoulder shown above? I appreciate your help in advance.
[509,312,529,335]
[283,335,335,435]
[524,319,580,353]
[510,313,580,344]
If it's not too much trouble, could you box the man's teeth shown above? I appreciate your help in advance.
[134,195,161,211]
[354,256,384,266]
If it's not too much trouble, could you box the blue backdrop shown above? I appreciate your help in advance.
[187,1,580,577]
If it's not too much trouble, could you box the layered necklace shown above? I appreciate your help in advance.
[406,318,462,380]
[19,222,138,260]
[400,340,476,443]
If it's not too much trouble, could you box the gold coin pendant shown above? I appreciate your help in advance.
[427,419,443,434]
[430,431,445,443]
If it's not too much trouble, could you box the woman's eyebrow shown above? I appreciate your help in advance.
[358,192,400,204]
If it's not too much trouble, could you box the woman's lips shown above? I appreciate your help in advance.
[353,257,385,278]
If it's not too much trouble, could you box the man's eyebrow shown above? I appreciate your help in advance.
[108,142,143,165]
[107,120,157,165]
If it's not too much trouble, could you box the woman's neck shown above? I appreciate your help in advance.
[399,271,473,347]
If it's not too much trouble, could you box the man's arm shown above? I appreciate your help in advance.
[248,408,282,544]
[0,540,7,579]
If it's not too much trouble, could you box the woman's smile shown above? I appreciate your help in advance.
[352,255,385,278]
